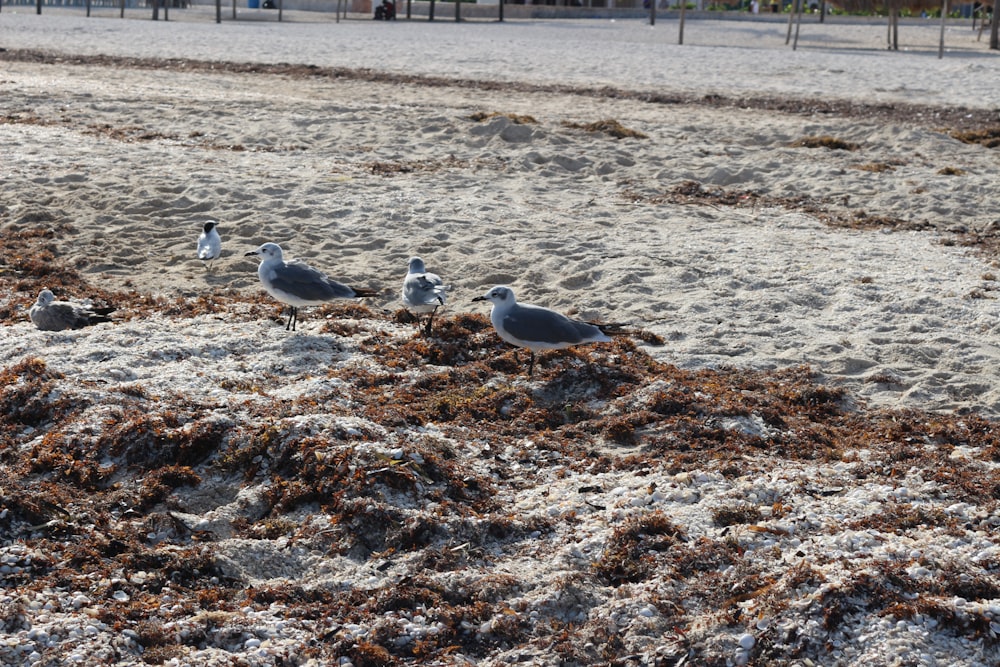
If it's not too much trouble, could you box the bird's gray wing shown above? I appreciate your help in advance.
[406,274,446,307]
[271,261,358,301]
[33,303,85,331]
[503,306,597,345]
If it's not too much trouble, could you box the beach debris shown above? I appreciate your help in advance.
[244,242,379,332]
[196,220,222,270]
[28,288,114,331]
[561,118,648,139]
[790,135,859,151]
[472,285,622,376]
[950,126,1000,148]
[401,256,449,336]
[469,111,538,125]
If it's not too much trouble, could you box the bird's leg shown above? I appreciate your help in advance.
[423,307,438,337]
[285,306,297,332]
[527,351,536,377]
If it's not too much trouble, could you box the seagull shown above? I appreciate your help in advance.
[401,256,448,336]
[197,221,222,270]
[29,288,114,332]
[472,285,618,376]
[244,242,379,332]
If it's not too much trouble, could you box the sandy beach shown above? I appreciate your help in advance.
[1,8,1000,666]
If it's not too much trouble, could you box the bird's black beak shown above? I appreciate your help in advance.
[244,251,259,257]
[472,296,487,303]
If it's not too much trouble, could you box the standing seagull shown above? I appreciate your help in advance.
[29,288,114,332]
[401,256,448,336]
[197,221,222,270]
[244,242,379,332]
[472,285,618,376]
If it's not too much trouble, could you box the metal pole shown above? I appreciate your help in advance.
[278,0,283,21]
[499,0,503,21]
[429,0,435,20]
[649,0,655,25]
[455,0,459,21]
[216,0,221,22]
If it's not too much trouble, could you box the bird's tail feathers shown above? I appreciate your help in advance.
[591,322,666,346]
[589,321,629,336]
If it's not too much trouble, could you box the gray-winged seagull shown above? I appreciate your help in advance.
[29,288,114,332]
[473,285,618,376]
[245,242,379,332]
[401,256,448,336]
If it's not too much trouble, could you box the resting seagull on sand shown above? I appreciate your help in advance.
[29,289,114,332]
[401,256,448,336]
[245,242,379,332]
[473,285,619,376]
[197,221,222,269]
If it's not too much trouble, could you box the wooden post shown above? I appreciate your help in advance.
[792,0,806,51]
[649,0,655,25]
[152,0,159,20]
[892,8,898,50]
[678,0,686,44]
[937,0,948,58]
[165,0,170,21]
[279,0,283,21]
[993,0,1000,49]
[455,0,460,21]
[36,0,42,15]
[216,0,221,22]
[429,0,435,20]
[232,0,236,21]
[785,0,795,44]
[499,0,503,21]
[793,0,803,49]
[87,0,91,17]
[120,0,125,18]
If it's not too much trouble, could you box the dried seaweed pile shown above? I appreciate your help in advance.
[1,286,999,664]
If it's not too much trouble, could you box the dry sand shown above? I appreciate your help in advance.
[1,9,1000,667]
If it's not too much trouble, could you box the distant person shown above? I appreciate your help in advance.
[374,0,396,19]
[751,0,759,13]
